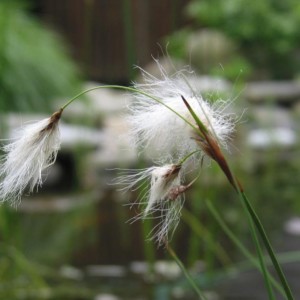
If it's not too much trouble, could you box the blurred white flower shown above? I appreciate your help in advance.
[115,164,185,245]
[0,109,62,205]
[128,65,235,162]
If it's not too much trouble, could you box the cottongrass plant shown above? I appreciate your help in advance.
[116,67,236,245]
[0,64,294,299]
[117,66,294,299]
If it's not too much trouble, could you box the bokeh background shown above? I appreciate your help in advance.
[1,0,300,299]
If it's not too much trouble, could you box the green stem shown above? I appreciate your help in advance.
[220,160,293,299]
[206,199,285,297]
[213,151,293,299]
[60,85,201,135]
[182,208,232,267]
[181,96,275,298]
[167,245,208,300]
[178,150,201,165]
[241,191,294,300]
[236,191,275,299]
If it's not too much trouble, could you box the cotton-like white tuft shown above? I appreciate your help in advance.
[115,164,184,245]
[128,65,235,162]
[148,195,184,246]
[0,110,62,205]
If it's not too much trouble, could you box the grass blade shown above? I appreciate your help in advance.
[167,245,208,300]
[240,191,294,300]
[206,199,285,298]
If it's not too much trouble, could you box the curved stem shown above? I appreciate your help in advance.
[177,150,201,165]
[61,85,201,135]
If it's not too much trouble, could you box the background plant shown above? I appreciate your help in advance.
[0,0,81,113]
[167,0,300,80]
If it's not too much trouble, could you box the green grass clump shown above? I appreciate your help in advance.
[0,1,81,113]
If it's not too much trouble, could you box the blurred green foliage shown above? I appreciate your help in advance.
[185,0,300,79]
[166,28,253,81]
[182,147,300,267]
[0,1,81,113]
[0,196,98,299]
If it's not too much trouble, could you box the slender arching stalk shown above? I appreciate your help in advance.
[61,85,201,135]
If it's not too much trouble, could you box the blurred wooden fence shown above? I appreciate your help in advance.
[40,0,189,83]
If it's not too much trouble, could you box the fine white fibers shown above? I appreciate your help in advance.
[123,65,237,246]
[148,196,184,246]
[146,165,180,215]
[0,116,61,205]
[115,165,183,245]
[129,68,235,162]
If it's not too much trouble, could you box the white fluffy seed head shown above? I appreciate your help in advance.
[128,66,235,162]
[0,112,62,205]
[121,64,238,245]
[146,165,181,215]
[115,164,184,245]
